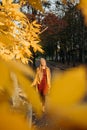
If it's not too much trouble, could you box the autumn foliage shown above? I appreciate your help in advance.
[0,0,87,130]
[42,13,67,35]
[0,0,43,64]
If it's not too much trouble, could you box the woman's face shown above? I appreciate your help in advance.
[40,58,46,68]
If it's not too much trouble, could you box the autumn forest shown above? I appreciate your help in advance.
[0,0,87,130]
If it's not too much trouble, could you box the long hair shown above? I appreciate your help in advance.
[39,58,47,72]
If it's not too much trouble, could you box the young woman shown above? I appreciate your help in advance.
[32,58,51,112]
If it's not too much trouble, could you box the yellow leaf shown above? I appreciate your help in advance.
[0,1,43,62]
[28,0,44,12]
[46,66,87,130]
[0,89,10,103]
[0,59,14,102]
[47,66,86,109]
[2,0,13,5]
[9,60,35,78]
[7,60,42,115]
[32,20,41,28]
[17,72,42,115]
[0,104,32,130]
[58,105,87,129]
[0,33,15,46]
[0,22,4,26]
[0,58,42,116]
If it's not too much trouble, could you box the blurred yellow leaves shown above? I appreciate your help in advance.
[0,60,87,130]
[0,59,13,98]
[46,66,87,129]
[58,104,87,129]
[0,58,42,115]
[2,0,13,5]
[0,104,31,130]
[78,0,87,26]
[48,66,86,108]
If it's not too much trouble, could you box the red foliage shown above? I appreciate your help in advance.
[42,13,67,35]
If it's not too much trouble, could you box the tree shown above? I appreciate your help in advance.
[40,13,67,60]
[62,4,87,65]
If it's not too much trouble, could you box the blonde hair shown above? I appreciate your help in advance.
[39,58,47,71]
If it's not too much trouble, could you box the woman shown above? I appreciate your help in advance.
[32,58,51,112]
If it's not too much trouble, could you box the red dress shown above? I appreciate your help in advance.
[38,69,48,95]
